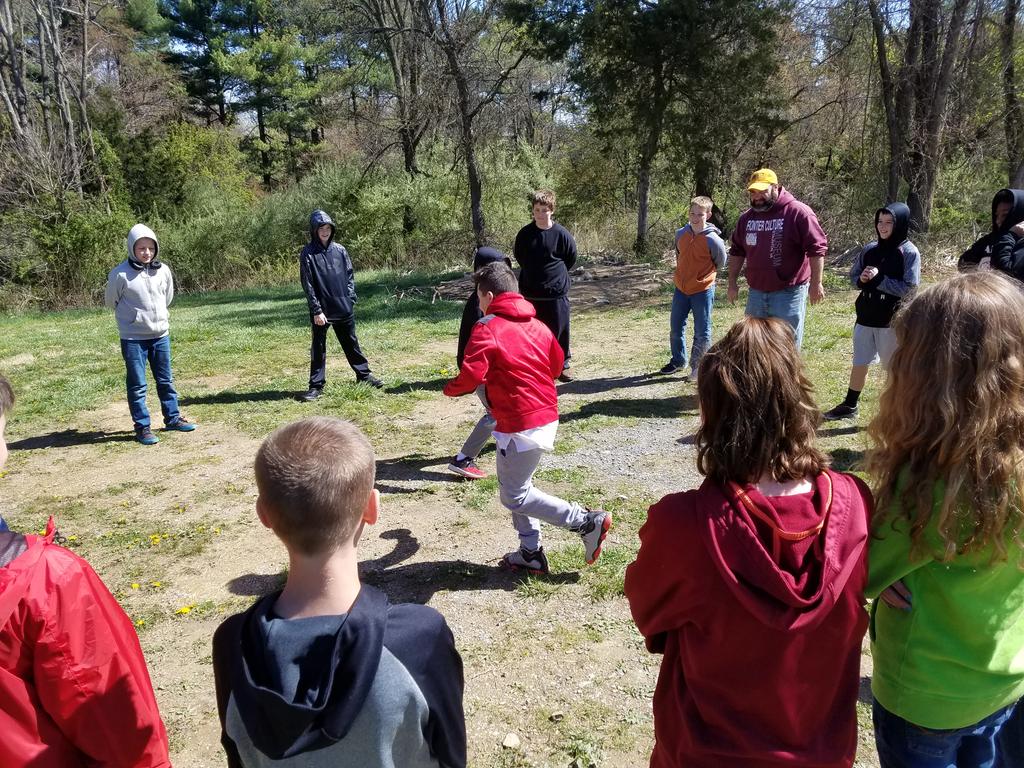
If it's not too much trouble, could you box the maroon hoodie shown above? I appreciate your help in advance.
[729,187,828,292]
[625,470,871,768]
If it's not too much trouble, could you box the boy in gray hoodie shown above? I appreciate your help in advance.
[105,224,196,445]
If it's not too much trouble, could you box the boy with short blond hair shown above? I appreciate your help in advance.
[444,263,611,574]
[658,196,726,380]
[514,188,578,381]
[212,416,466,768]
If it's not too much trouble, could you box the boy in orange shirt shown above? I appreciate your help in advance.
[659,196,726,381]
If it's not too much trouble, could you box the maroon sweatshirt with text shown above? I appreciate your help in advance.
[625,470,871,768]
[729,187,828,292]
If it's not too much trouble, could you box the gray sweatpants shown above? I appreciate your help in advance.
[496,439,588,551]
[460,387,495,459]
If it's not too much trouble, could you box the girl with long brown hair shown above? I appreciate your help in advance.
[626,317,872,767]
[867,271,1024,766]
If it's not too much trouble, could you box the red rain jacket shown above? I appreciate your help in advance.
[626,470,871,768]
[443,291,563,432]
[0,519,171,767]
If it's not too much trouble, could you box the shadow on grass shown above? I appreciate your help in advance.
[359,528,579,604]
[384,377,448,394]
[818,424,861,437]
[556,373,670,396]
[377,454,461,483]
[180,389,298,406]
[561,394,698,423]
[830,447,865,472]
[224,528,579,605]
[8,429,135,450]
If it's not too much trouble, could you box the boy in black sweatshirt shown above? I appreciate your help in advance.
[958,188,1024,278]
[513,189,577,382]
[298,210,382,400]
[823,203,920,420]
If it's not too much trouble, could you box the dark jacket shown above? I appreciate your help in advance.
[0,519,171,768]
[212,584,466,768]
[456,247,513,369]
[300,210,358,320]
[444,291,563,432]
[625,470,872,768]
[852,203,921,328]
[958,189,1024,278]
[513,221,577,298]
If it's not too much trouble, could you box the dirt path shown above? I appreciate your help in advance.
[0,272,879,767]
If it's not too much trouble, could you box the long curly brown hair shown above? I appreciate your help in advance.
[867,271,1024,562]
[696,317,827,484]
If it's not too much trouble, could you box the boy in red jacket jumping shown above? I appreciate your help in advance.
[443,262,610,574]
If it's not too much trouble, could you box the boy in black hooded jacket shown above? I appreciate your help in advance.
[958,188,1024,279]
[298,210,382,400]
[824,203,920,420]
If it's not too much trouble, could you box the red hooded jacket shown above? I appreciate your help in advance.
[625,470,871,768]
[0,520,171,767]
[443,292,563,432]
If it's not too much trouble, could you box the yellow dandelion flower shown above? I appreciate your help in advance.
[150,581,162,588]
[135,619,145,627]
[175,605,194,616]
[130,582,140,590]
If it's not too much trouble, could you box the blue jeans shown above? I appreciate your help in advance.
[873,698,1023,768]
[669,286,714,370]
[120,335,181,429]
[745,283,809,349]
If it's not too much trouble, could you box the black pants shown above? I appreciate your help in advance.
[309,316,371,388]
[527,295,571,366]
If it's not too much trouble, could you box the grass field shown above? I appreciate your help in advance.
[0,262,895,766]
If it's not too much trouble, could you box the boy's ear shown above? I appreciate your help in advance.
[255,496,273,530]
[362,488,380,526]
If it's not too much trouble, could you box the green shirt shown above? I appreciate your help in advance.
[867,485,1024,728]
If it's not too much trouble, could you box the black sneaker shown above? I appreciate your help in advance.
[298,388,322,402]
[500,546,550,575]
[658,362,681,375]
[358,374,384,389]
[823,403,859,421]
[577,509,612,564]
[134,425,159,445]
[557,368,575,383]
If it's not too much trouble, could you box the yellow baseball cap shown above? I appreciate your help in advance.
[747,168,778,192]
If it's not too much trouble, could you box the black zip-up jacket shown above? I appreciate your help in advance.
[852,203,921,328]
[299,210,357,320]
[958,189,1024,279]
[456,247,513,369]
[513,221,577,298]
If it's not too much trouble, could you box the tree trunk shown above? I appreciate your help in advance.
[633,71,667,256]
[1003,0,1024,186]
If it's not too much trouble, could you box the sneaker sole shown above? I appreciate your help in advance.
[585,514,613,565]
[447,464,487,480]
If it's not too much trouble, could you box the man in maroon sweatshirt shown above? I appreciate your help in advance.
[727,169,828,348]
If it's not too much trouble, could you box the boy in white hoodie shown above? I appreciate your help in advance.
[105,224,196,445]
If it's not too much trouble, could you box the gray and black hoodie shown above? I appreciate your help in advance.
[299,210,358,320]
[850,203,920,328]
[212,584,466,768]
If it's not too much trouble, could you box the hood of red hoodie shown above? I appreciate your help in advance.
[699,469,869,632]
[485,291,537,322]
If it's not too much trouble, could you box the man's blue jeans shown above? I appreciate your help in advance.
[873,698,1022,768]
[669,286,714,370]
[745,282,809,349]
[120,335,181,429]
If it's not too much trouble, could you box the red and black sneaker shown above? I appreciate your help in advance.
[579,510,612,564]
[447,455,487,480]
[500,546,550,575]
